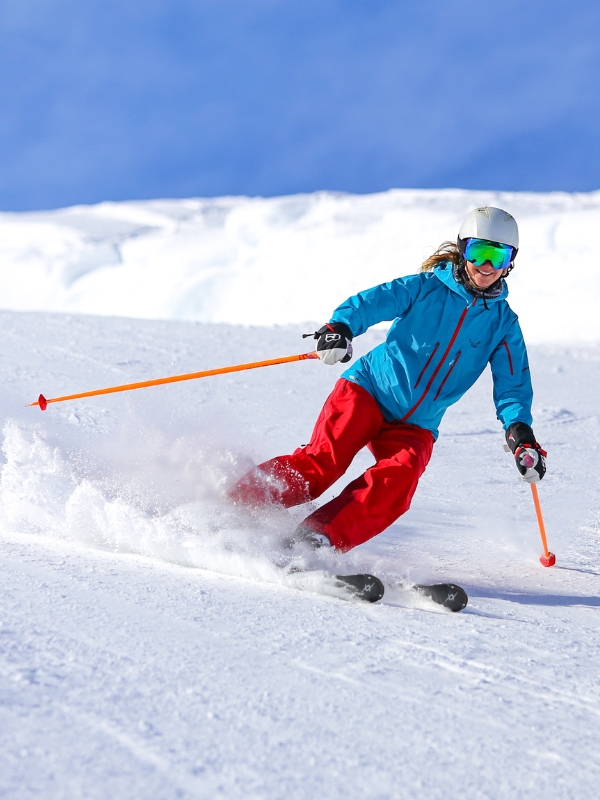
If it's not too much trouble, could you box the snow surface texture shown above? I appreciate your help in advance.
[0,189,599,798]
[1,188,600,341]
[0,310,599,799]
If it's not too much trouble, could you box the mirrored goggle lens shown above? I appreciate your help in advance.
[464,238,514,271]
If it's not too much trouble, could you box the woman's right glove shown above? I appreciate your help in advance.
[505,422,547,483]
[309,322,353,365]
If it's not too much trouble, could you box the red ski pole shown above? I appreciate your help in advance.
[27,351,319,410]
[530,483,555,567]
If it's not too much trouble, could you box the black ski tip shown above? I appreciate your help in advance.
[415,583,468,612]
[334,574,385,603]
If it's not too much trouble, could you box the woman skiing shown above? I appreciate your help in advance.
[228,207,546,551]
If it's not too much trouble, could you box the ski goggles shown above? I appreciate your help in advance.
[463,238,516,271]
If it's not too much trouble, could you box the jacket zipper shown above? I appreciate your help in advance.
[502,340,514,376]
[433,351,462,401]
[414,342,440,388]
[400,298,476,423]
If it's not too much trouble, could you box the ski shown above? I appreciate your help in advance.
[332,573,385,603]
[413,583,468,612]
[304,574,467,610]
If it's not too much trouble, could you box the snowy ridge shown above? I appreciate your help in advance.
[1,188,600,341]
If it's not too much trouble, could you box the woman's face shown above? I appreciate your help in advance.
[465,259,504,289]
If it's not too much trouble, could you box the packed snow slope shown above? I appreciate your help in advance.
[0,308,599,799]
[1,188,600,341]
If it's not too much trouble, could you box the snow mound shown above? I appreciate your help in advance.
[1,188,600,342]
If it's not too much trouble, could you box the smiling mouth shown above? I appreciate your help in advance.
[474,265,496,277]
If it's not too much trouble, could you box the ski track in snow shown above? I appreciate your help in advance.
[0,309,599,798]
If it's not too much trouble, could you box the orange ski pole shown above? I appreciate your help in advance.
[530,482,555,567]
[27,351,319,410]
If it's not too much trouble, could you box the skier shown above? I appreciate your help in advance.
[228,207,546,552]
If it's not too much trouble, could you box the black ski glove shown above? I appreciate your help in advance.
[505,422,547,483]
[307,322,353,365]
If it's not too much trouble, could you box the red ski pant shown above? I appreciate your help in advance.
[228,379,435,551]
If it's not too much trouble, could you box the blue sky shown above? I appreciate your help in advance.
[0,0,599,210]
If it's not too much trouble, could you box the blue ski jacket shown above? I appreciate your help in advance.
[330,261,533,439]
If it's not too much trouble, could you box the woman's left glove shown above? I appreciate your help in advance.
[505,422,547,483]
[312,322,353,365]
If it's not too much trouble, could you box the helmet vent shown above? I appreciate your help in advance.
[477,207,490,217]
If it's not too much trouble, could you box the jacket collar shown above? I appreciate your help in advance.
[433,260,508,304]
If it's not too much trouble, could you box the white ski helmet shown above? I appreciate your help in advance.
[458,206,519,252]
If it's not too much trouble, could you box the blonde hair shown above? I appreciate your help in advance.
[420,241,460,272]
